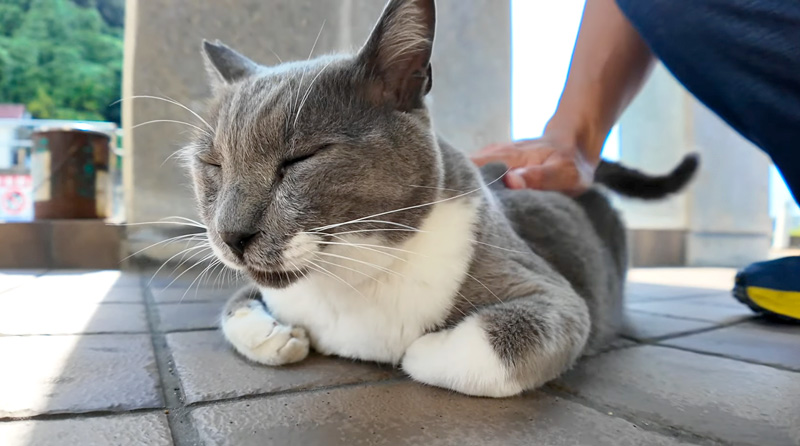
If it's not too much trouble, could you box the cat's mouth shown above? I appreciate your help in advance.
[246,266,309,288]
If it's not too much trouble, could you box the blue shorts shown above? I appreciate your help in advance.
[616,0,800,204]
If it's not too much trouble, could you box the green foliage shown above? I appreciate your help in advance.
[0,0,123,124]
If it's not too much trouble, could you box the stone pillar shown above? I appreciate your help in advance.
[617,64,771,267]
[123,0,511,262]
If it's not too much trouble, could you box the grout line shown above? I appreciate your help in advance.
[621,316,754,343]
[139,269,203,446]
[185,377,407,409]
[625,291,730,302]
[0,407,164,423]
[650,343,800,374]
[625,308,754,324]
[0,327,221,338]
[542,385,735,446]
[0,331,152,337]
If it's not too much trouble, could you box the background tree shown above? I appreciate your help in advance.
[0,0,124,124]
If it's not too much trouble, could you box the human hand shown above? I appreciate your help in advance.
[470,138,598,195]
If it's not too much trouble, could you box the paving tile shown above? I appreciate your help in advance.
[150,285,238,304]
[625,282,722,302]
[557,345,800,446]
[627,295,754,324]
[663,319,800,371]
[0,270,44,293]
[190,381,699,446]
[166,330,398,404]
[627,268,737,290]
[0,335,162,417]
[0,300,147,335]
[0,281,143,304]
[2,270,144,303]
[156,302,223,331]
[143,266,245,294]
[0,413,172,446]
[622,311,714,341]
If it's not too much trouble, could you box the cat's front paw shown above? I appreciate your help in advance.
[221,300,309,366]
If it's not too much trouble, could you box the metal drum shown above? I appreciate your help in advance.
[31,124,112,219]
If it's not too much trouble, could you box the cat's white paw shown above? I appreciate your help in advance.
[221,300,309,365]
[401,317,523,398]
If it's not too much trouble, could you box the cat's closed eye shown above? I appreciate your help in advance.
[198,154,221,168]
[279,143,333,174]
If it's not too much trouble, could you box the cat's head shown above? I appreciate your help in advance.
[185,0,441,288]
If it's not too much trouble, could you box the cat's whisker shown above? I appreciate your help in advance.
[211,261,227,289]
[471,240,527,254]
[116,220,207,229]
[162,216,208,228]
[306,20,326,62]
[464,272,502,304]
[309,255,383,284]
[131,119,211,136]
[286,259,304,283]
[405,184,467,193]
[113,95,213,132]
[174,252,216,290]
[450,291,471,318]
[149,244,212,288]
[301,231,424,256]
[308,219,419,232]
[268,48,284,64]
[293,60,335,128]
[326,228,424,237]
[313,251,404,278]
[292,20,326,116]
[304,259,366,299]
[309,240,407,263]
[151,247,213,293]
[181,257,221,303]
[455,289,481,313]
[308,170,507,232]
[120,233,206,263]
[200,258,222,289]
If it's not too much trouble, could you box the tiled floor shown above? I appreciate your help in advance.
[0,268,798,446]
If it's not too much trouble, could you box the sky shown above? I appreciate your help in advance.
[510,0,796,219]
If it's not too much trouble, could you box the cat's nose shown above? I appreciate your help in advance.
[219,231,258,257]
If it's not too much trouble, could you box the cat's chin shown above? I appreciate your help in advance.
[247,267,308,289]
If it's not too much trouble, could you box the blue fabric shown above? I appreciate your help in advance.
[739,256,800,292]
[616,0,800,204]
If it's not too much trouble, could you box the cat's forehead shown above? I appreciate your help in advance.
[210,55,352,148]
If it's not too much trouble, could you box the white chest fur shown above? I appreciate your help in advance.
[261,198,479,364]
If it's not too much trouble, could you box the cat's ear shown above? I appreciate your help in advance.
[202,40,259,90]
[357,0,435,111]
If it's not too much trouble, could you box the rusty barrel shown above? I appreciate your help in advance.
[31,125,112,219]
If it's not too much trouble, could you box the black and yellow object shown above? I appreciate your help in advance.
[733,256,800,323]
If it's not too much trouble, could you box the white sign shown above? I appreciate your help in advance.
[0,174,34,222]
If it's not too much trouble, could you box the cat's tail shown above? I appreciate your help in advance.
[593,153,699,199]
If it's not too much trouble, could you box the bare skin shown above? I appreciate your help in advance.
[471,0,656,195]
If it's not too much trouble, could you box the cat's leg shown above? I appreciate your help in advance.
[221,286,310,365]
[402,284,590,397]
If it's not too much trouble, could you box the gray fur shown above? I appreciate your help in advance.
[186,0,695,395]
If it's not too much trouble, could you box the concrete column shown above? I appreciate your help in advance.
[617,64,771,267]
[123,0,510,262]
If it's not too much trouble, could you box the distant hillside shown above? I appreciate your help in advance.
[0,0,124,124]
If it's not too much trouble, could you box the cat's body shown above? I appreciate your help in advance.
[189,0,698,397]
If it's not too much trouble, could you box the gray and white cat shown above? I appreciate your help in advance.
[185,0,698,397]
